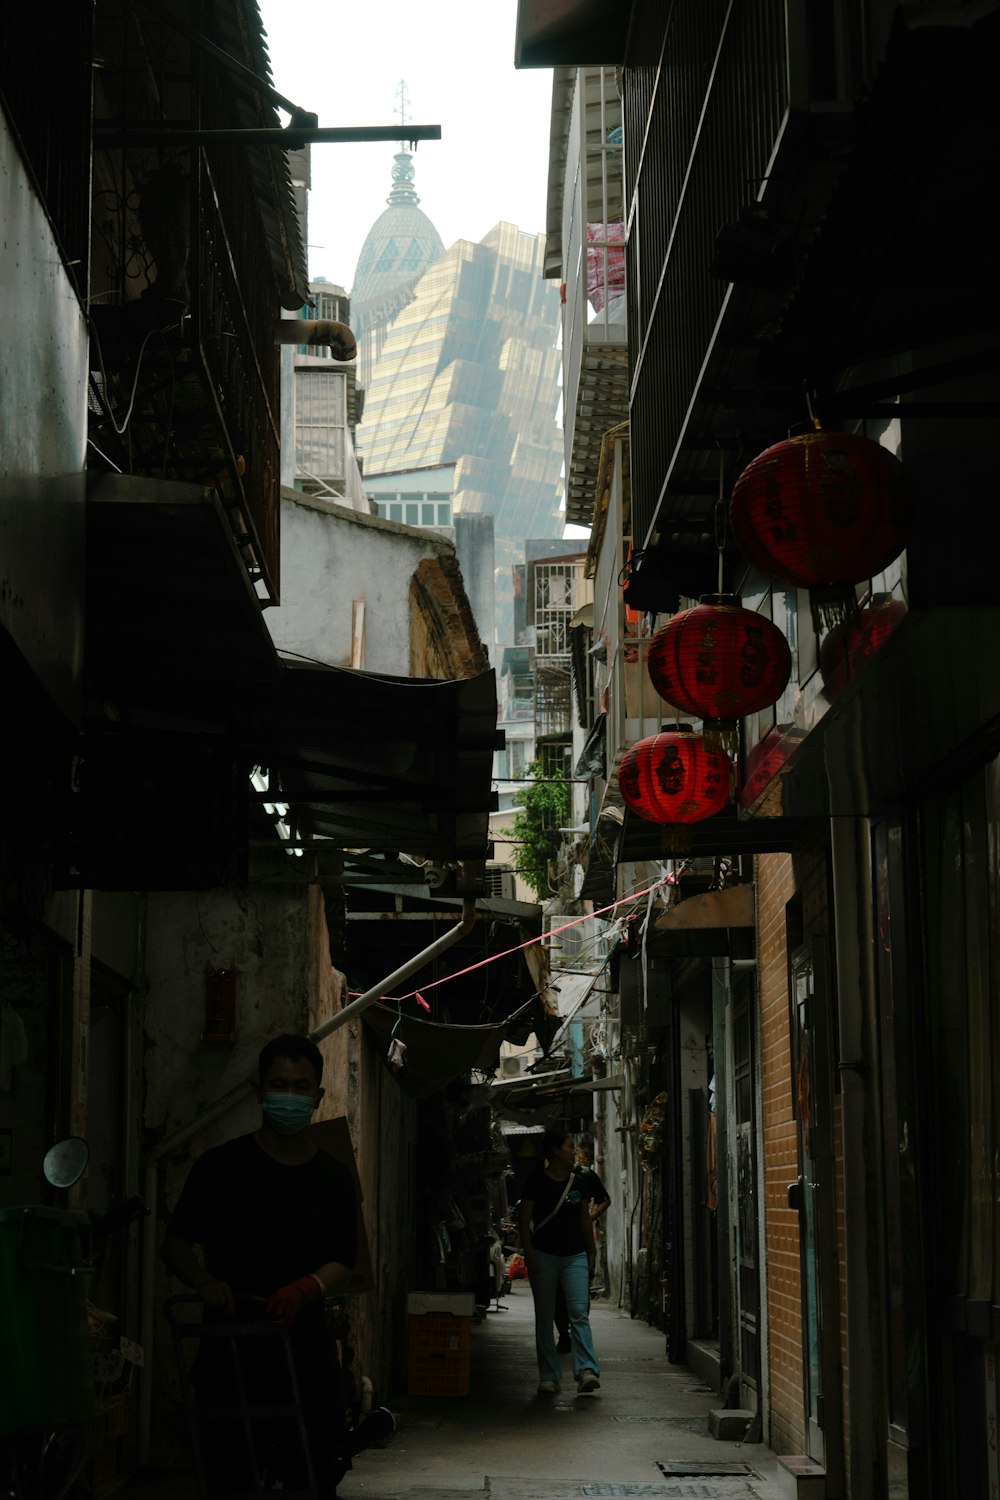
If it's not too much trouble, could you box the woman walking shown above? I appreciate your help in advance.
[519,1128,601,1395]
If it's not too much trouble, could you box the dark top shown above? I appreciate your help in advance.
[166,1133,358,1298]
[522,1166,589,1256]
[577,1165,610,1207]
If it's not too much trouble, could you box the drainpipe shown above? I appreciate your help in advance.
[138,896,477,1464]
[274,320,357,362]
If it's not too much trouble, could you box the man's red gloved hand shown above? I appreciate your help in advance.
[266,1274,324,1323]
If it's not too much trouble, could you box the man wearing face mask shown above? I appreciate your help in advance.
[161,1033,359,1496]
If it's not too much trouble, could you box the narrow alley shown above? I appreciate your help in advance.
[138,1288,783,1500]
[352,1289,783,1500]
[5,4,1000,1500]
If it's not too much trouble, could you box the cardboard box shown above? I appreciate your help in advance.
[308,1117,374,1296]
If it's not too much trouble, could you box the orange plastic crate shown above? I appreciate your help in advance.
[407,1313,470,1396]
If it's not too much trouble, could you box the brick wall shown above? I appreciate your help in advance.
[757,847,850,1484]
[833,1089,849,1480]
[757,851,805,1455]
[799,853,848,1490]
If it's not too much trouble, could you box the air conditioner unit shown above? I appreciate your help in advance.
[500,1056,524,1078]
[485,865,517,900]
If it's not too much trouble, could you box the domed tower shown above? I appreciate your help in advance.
[351,147,444,387]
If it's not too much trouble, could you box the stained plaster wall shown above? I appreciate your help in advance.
[143,880,348,1465]
[346,1025,415,1398]
[305,901,416,1402]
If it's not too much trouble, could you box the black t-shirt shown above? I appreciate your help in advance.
[166,1133,358,1299]
[522,1167,589,1256]
[577,1165,610,1208]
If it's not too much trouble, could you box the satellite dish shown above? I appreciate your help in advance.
[43,1137,90,1189]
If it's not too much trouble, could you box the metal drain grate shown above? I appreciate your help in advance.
[582,1486,746,1498]
[657,1462,758,1478]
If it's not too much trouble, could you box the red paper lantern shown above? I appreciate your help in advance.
[617,727,733,826]
[730,429,914,625]
[646,595,791,752]
[819,596,907,703]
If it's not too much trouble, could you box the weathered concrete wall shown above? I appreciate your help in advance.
[676,981,711,1346]
[453,511,496,655]
[0,118,87,723]
[354,1027,416,1397]
[268,490,453,675]
[308,989,416,1401]
[143,879,413,1443]
[598,1015,630,1312]
[304,885,416,1402]
[143,881,336,1465]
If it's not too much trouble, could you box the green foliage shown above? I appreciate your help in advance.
[511,762,570,899]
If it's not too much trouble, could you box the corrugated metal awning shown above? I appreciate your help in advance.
[74,476,501,887]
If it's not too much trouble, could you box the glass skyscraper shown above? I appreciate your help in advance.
[352,173,565,649]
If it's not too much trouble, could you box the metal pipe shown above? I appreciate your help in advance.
[309,895,478,1042]
[95,124,441,148]
[275,320,356,362]
[137,896,476,1465]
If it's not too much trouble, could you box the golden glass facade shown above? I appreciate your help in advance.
[356,223,564,646]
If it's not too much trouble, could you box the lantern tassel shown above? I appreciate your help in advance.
[702,719,740,757]
[809,585,860,636]
[659,824,693,857]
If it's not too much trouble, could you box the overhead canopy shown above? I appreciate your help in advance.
[514,0,633,68]
[258,661,501,859]
[74,475,500,888]
[620,809,814,862]
[765,609,1000,822]
[493,1070,624,1123]
[361,1004,511,1098]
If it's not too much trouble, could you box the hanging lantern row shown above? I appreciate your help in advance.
[730,427,914,630]
[615,426,911,836]
[819,594,907,704]
[646,595,791,755]
[617,726,733,830]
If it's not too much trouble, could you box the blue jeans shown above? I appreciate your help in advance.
[528,1249,600,1385]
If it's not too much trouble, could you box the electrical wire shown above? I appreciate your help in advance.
[90,314,182,437]
[86,438,123,473]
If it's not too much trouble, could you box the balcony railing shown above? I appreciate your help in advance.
[0,10,93,297]
[196,152,281,595]
[624,0,788,548]
[84,9,290,603]
[561,67,630,527]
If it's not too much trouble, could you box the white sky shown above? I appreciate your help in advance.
[257,0,554,291]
